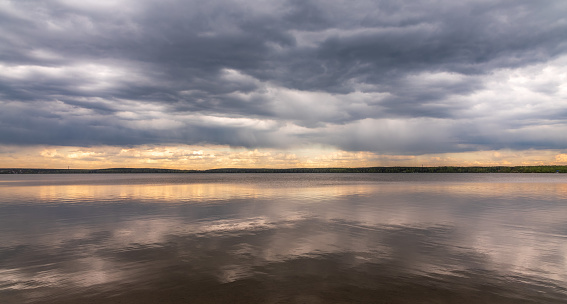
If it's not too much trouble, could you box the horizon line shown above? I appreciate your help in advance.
[2,166,567,174]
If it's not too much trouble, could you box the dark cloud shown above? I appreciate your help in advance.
[1,0,566,153]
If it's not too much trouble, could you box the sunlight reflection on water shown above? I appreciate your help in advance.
[1,173,566,303]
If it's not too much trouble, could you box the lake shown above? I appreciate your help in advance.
[1,173,566,303]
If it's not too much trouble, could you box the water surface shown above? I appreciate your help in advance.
[1,173,566,303]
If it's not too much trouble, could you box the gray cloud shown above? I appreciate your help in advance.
[1,0,566,153]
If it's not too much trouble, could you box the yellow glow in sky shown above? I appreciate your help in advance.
[1,145,566,169]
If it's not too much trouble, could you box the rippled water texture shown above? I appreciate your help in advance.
[1,173,567,303]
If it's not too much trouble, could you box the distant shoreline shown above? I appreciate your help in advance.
[1,166,566,174]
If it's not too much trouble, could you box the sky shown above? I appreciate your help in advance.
[1,0,567,169]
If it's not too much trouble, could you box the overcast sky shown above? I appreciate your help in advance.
[1,0,566,168]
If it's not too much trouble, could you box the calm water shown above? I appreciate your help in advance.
[1,173,566,303]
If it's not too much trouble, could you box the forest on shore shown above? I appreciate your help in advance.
[1,166,567,174]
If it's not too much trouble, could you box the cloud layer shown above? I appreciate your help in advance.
[1,0,566,155]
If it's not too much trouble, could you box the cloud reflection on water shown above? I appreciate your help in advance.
[1,174,566,303]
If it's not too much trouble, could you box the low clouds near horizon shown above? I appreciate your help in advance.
[1,0,566,167]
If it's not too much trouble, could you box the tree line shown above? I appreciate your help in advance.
[1,166,566,174]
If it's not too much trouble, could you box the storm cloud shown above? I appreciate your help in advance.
[1,0,566,155]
